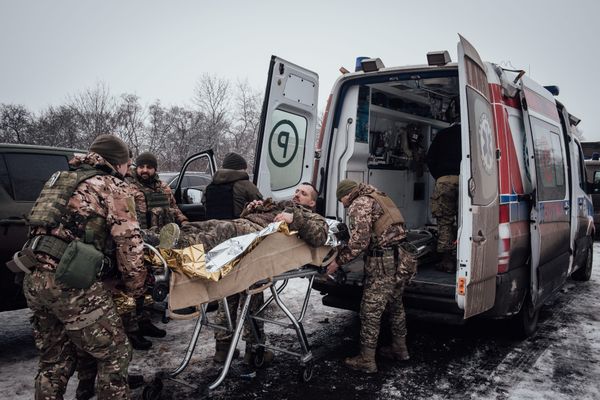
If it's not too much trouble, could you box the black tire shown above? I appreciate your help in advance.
[572,245,593,282]
[142,378,163,400]
[512,292,540,339]
[252,348,265,368]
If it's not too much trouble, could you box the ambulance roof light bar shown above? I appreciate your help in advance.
[360,58,385,72]
[427,51,451,66]
[544,85,560,96]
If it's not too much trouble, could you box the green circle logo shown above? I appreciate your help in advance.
[268,119,299,168]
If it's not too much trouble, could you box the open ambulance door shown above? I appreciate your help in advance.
[457,35,499,318]
[518,76,570,307]
[253,56,319,201]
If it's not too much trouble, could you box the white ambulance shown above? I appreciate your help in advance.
[252,35,594,336]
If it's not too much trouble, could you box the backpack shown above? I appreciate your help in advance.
[204,182,235,219]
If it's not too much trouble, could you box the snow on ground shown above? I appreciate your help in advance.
[1,245,600,399]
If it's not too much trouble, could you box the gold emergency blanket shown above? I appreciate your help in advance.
[148,221,293,282]
[168,232,334,317]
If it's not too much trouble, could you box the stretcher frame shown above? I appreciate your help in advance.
[168,265,321,390]
[142,239,327,399]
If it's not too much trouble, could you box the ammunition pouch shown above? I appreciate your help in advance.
[24,235,69,259]
[55,240,105,289]
[6,249,38,274]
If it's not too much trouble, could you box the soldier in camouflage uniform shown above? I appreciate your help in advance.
[127,151,188,230]
[326,180,417,374]
[21,134,146,400]
[160,183,328,364]
[425,122,461,273]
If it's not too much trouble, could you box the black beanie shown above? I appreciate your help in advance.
[89,134,129,166]
[136,152,158,169]
[222,152,247,170]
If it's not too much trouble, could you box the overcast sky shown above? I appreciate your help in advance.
[1,0,599,140]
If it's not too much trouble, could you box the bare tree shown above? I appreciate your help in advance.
[193,74,231,154]
[224,79,262,168]
[0,104,33,143]
[114,94,145,155]
[31,105,81,148]
[67,81,118,146]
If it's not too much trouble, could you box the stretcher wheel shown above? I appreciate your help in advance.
[142,377,163,400]
[300,362,314,382]
[252,348,265,368]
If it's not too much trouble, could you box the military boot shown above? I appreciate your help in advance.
[128,333,152,350]
[344,346,378,374]
[379,335,410,361]
[243,343,274,367]
[75,379,95,400]
[159,222,180,249]
[128,373,145,389]
[138,319,167,338]
[213,340,240,364]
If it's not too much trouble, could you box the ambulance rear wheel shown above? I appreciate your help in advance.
[513,292,540,339]
[572,246,593,282]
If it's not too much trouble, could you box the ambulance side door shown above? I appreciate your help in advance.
[519,76,570,307]
[253,56,319,201]
[457,35,500,318]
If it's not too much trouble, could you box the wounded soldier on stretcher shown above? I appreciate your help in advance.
[144,182,329,255]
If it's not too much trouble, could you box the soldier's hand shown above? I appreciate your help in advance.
[274,212,293,224]
[326,260,340,277]
[246,200,264,211]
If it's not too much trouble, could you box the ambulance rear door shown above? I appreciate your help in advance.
[253,56,319,201]
[518,76,570,307]
[456,35,499,318]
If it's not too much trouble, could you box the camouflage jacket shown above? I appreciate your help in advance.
[240,198,328,247]
[30,153,147,298]
[337,184,406,265]
[126,172,188,229]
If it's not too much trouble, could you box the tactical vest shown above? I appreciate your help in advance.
[364,191,405,240]
[28,165,109,254]
[134,177,174,228]
[204,182,235,220]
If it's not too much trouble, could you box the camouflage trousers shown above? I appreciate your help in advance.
[178,218,263,252]
[23,270,131,400]
[431,175,459,253]
[359,247,417,349]
[213,292,265,344]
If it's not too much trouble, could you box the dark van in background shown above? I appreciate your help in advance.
[0,144,84,311]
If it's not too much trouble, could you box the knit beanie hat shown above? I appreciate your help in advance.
[222,152,247,170]
[136,152,158,169]
[89,134,129,166]
[336,179,359,201]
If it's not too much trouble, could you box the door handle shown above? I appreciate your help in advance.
[472,231,486,243]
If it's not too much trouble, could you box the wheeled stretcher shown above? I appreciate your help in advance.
[141,233,335,399]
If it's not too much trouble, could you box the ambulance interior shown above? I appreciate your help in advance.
[331,70,463,307]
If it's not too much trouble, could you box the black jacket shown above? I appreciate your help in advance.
[426,124,462,180]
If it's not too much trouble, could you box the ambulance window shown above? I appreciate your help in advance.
[267,109,307,191]
[531,118,565,201]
